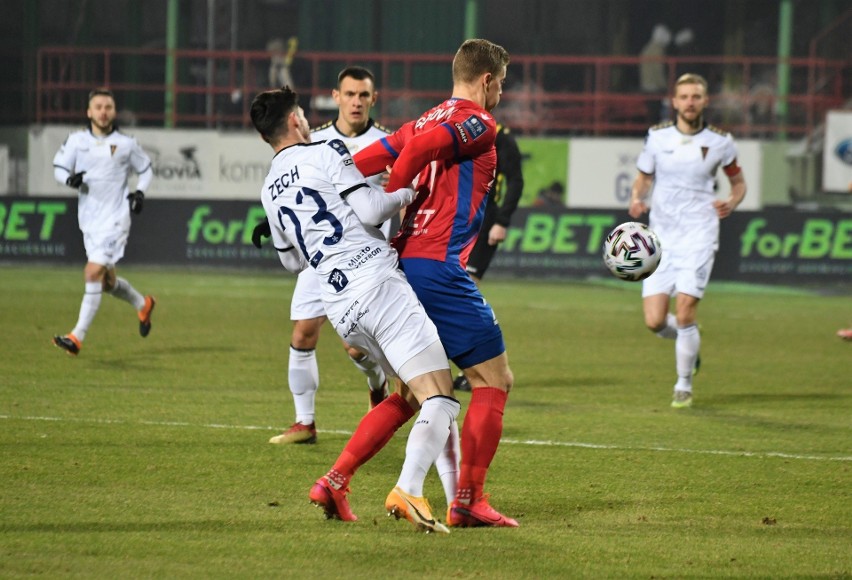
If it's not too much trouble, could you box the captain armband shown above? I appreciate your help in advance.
[723,160,742,177]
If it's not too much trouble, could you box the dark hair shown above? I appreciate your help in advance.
[337,66,375,88]
[88,87,115,103]
[250,85,299,143]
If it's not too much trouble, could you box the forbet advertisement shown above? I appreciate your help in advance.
[3,197,849,284]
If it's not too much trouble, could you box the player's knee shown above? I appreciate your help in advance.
[401,384,419,410]
[502,367,514,393]
[102,274,117,293]
[675,311,697,327]
[84,265,106,285]
[291,334,318,349]
[645,313,666,333]
[291,319,322,348]
[484,366,513,393]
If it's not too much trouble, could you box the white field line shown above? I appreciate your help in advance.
[2,414,850,462]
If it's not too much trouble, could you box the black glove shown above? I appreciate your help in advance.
[66,171,86,190]
[252,218,271,249]
[127,190,144,214]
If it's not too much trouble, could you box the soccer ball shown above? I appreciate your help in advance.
[602,222,662,281]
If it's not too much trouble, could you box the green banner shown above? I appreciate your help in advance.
[516,137,569,208]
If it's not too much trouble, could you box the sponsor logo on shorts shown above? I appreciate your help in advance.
[338,299,360,326]
[341,306,370,339]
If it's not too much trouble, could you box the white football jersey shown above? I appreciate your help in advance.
[53,129,152,234]
[311,118,391,160]
[311,118,392,237]
[637,122,738,254]
[260,139,400,312]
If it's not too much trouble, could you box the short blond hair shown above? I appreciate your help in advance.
[452,39,510,84]
[674,73,708,93]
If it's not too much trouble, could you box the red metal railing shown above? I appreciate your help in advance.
[36,47,848,138]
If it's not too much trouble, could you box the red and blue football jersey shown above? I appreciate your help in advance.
[354,97,497,267]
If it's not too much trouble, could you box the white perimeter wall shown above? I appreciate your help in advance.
[567,137,762,210]
[29,125,764,208]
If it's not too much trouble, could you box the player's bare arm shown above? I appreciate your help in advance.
[629,171,654,218]
[713,166,747,219]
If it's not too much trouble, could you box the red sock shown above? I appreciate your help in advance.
[456,387,508,502]
[327,392,415,487]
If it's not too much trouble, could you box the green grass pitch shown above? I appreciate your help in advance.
[1,264,849,578]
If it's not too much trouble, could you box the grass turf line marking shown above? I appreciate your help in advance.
[499,438,852,462]
[3,414,849,462]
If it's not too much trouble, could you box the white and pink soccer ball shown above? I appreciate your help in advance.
[602,222,662,282]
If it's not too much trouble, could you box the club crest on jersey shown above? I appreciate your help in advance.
[328,268,349,292]
[328,139,351,157]
[461,116,486,140]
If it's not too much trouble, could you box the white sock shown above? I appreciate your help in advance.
[71,282,103,342]
[109,277,145,310]
[675,323,700,391]
[435,417,460,505]
[349,352,387,392]
[289,346,319,424]
[396,396,460,497]
[656,313,678,340]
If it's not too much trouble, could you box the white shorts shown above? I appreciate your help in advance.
[290,269,326,320]
[289,221,393,321]
[83,227,129,268]
[326,271,448,384]
[642,247,715,300]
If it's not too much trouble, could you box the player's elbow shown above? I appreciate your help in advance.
[356,206,386,226]
[278,249,307,273]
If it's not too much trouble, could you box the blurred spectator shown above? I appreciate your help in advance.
[673,28,694,51]
[266,36,312,121]
[671,27,697,78]
[117,109,138,128]
[532,181,566,208]
[715,82,747,127]
[499,77,549,135]
[639,24,672,124]
[267,36,298,88]
[749,80,776,137]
